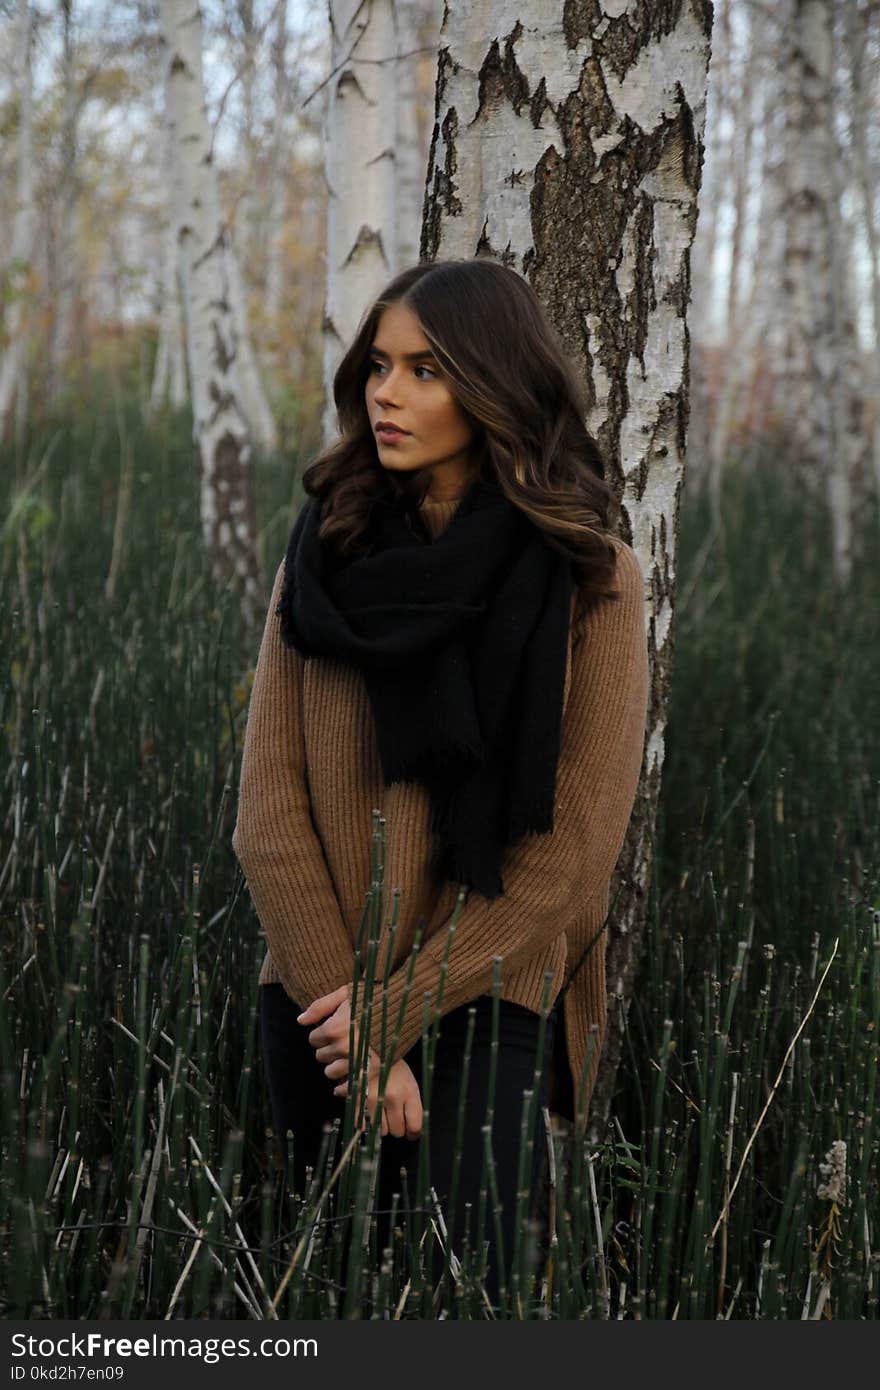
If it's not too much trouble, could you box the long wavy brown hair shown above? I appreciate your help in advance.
[301,258,620,605]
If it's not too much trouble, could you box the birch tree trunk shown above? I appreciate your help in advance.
[222,0,279,453]
[48,0,79,405]
[421,0,713,1137]
[224,237,279,454]
[149,227,188,414]
[159,0,263,632]
[149,57,188,416]
[846,0,880,504]
[825,7,866,589]
[394,0,441,270]
[233,0,260,270]
[262,0,289,340]
[689,0,728,347]
[705,0,765,522]
[686,0,732,504]
[0,0,36,442]
[716,13,789,513]
[724,11,752,338]
[323,0,400,443]
[779,0,861,588]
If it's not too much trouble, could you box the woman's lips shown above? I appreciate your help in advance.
[376,425,409,441]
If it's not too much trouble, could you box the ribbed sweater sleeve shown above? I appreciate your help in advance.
[232,560,355,1008]
[365,540,649,1064]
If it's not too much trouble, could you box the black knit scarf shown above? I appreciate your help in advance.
[276,474,575,900]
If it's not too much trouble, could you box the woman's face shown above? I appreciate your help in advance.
[364,300,479,501]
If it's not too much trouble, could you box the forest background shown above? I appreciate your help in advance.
[1,0,879,1320]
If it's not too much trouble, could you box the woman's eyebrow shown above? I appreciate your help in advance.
[370,346,437,361]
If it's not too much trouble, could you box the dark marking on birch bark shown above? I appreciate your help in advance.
[211,320,234,374]
[344,224,388,268]
[474,226,516,269]
[336,68,367,104]
[562,0,600,51]
[208,427,262,638]
[475,40,507,122]
[208,378,236,427]
[422,107,462,259]
[213,431,245,497]
[434,44,455,114]
[500,22,530,115]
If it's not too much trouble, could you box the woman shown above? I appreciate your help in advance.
[232,258,649,1307]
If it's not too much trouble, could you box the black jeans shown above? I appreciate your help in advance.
[258,981,557,1306]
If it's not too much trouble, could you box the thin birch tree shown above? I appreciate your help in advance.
[149,50,188,416]
[704,0,769,526]
[844,0,880,506]
[779,0,865,589]
[394,0,441,269]
[323,0,400,442]
[47,0,79,405]
[262,0,290,346]
[225,228,280,453]
[0,0,37,444]
[159,0,263,631]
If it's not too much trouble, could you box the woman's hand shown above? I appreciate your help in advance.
[297,984,375,1082]
[296,986,422,1138]
[335,1058,423,1140]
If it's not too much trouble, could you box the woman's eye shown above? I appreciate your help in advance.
[368,359,434,380]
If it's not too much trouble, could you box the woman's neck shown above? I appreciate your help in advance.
[424,458,482,503]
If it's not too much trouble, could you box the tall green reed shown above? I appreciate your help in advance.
[1,397,878,1316]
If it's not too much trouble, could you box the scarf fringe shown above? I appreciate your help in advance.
[381,733,483,787]
[506,800,555,844]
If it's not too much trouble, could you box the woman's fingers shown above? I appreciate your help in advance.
[405,1099,423,1140]
[296,985,349,1025]
[306,1015,347,1048]
[383,1095,405,1139]
[307,1003,358,1053]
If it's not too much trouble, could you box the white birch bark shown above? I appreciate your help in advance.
[779,0,834,483]
[689,0,729,347]
[323,0,400,443]
[705,0,768,522]
[394,0,441,269]
[422,0,712,1133]
[779,0,861,587]
[149,58,188,415]
[686,0,732,505]
[846,0,880,503]
[148,227,188,414]
[48,0,78,404]
[0,0,36,439]
[222,1,280,454]
[159,0,263,631]
[725,12,753,337]
[224,236,279,453]
[233,0,260,269]
[825,7,867,589]
[262,0,289,335]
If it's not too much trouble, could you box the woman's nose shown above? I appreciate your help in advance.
[373,366,406,401]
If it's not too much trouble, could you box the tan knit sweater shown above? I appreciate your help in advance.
[232,493,649,1123]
